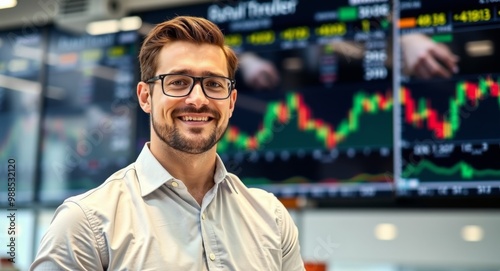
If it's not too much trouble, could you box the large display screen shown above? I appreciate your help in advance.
[0,29,44,204]
[1,0,497,207]
[137,0,395,200]
[395,0,500,199]
[39,28,138,202]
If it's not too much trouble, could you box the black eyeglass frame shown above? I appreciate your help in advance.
[145,73,236,100]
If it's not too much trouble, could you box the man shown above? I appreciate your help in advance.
[30,16,305,270]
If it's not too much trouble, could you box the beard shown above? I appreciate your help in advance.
[151,105,227,154]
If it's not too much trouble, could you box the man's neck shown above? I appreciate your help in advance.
[149,141,217,205]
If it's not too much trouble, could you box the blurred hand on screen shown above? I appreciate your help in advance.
[401,33,459,79]
[239,52,280,90]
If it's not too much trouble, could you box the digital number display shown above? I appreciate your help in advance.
[316,23,347,37]
[247,30,275,46]
[416,12,447,27]
[453,9,491,23]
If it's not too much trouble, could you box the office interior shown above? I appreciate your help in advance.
[1,0,500,270]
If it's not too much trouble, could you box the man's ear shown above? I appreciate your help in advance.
[137,82,152,113]
[229,89,237,118]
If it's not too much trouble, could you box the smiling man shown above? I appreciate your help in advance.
[30,16,305,271]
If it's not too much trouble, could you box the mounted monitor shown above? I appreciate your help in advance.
[38,27,138,203]
[136,0,395,203]
[0,29,44,205]
[395,0,500,205]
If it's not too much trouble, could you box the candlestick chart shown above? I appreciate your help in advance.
[401,77,500,141]
[218,89,393,153]
[219,86,394,198]
[399,76,500,189]
[395,0,500,198]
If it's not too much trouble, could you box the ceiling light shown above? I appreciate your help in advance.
[86,16,142,35]
[461,225,484,242]
[374,223,398,241]
[120,16,142,31]
[86,20,120,35]
[0,0,17,9]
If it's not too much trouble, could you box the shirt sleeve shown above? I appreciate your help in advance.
[276,199,306,271]
[30,201,106,271]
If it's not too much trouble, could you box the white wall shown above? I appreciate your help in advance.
[297,209,500,270]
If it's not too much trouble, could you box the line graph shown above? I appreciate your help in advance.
[244,172,392,185]
[218,90,393,152]
[401,76,500,140]
[403,159,500,180]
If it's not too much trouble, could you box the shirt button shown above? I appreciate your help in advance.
[171,181,179,188]
[209,253,216,261]
[202,213,206,220]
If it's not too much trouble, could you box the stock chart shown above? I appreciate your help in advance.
[0,29,43,204]
[38,28,138,202]
[207,0,395,199]
[2,0,499,205]
[217,86,394,198]
[137,0,395,199]
[396,0,500,197]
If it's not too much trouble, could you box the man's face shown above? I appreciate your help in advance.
[149,41,237,154]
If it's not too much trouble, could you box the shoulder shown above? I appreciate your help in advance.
[224,173,286,218]
[67,163,138,207]
[225,173,278,201]
[54,163,140,234]
[32,200,108,270]
[52,162,140,231]
[35,164,140,265]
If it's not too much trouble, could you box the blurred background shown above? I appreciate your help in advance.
[0,0,500,270]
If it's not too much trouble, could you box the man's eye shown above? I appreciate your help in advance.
[169,80,188,86]
[206,81,222,88]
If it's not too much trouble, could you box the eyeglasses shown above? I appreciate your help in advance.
[145,73,235,100]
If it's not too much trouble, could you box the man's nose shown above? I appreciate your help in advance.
[185,82,209,107]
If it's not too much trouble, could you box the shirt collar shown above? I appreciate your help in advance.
[135,143,230,197]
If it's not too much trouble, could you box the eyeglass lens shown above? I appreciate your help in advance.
[162,74,231,99]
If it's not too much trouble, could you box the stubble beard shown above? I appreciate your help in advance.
[151,106,227,154]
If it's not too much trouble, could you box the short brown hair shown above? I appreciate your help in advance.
[138,16,238,82]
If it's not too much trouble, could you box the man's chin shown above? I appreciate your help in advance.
[184,126,205,134]
[172,143,214,154]
[169,136,217,152]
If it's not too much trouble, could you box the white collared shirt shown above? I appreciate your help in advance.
[31,143,305,271]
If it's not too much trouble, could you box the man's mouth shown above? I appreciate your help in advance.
[179,116,212,122]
